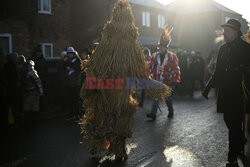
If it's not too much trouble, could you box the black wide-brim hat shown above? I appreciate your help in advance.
[221,18,242,36]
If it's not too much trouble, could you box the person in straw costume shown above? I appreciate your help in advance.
[245,30,250,43]
[80,0,171,161]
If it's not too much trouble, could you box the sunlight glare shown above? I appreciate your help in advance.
[163,145,203,167]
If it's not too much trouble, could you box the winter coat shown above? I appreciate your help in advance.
[191,56,205,81]
[4,59,19,104]
[65,56,81,87]
[207,37,250,114]
[29,55,48,86]
[18,60,43,95]
[149,51,181,87]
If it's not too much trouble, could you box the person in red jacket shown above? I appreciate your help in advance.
[146,26,181,120]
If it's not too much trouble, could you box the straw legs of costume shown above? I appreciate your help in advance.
[146,94,174,120]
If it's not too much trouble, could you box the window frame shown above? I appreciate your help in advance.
[0,33,12,54]
[42,43,53,59]
[158,14,165,29]
[142,11,150,27]
[38,0,52,14]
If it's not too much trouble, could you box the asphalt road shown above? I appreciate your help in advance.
[1,90,250,167]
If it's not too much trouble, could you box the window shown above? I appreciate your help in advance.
[142,11,150,27]
[0,34,12,55]
[42,43,53,58]
[158,14,165,28]
[38,0,51,14]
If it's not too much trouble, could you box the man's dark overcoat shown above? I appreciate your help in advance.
[208,37,250,114]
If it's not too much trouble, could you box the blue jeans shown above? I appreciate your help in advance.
[151,95,173,115]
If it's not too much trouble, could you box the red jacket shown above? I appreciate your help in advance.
[149,51,181,87]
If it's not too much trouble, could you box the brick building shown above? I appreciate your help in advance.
[0,0,249,58]
[128,0,177,50]
[0,0,72,58]
[70,0,173,53]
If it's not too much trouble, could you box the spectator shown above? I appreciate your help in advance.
[0,48,7,129]
[29,45,48,111]
[16,55,43,128]
[202,19,250,167]
[80,48,90,61]
[4,52,23,127]
[64,47,81,122]
[29,45,48,89]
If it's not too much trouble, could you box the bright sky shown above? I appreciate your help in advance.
[156,0,250,23]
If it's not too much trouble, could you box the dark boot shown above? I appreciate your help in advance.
[226,161,239,167]
[168,111,174,118]
[115,155,128,161]
[146,113,156,120]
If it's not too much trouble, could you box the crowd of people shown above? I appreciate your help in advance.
[0,42,98,129]
[176,49,217,96]
[1,46,47,129]
[0,35,219,130]
[137,47,217,109]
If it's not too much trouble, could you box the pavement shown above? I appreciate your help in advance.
[1,90,250,167]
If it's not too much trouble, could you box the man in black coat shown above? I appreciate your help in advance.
[203,19,250,167]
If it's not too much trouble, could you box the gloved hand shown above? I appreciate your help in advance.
[39,88,44,96]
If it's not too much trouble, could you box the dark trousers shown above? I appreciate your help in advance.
[166,95,174,113]
[223,112,245,162]
[151,94,174,115]
[24,111,37,128]
[67,86,80,117]
[0,85,8,128]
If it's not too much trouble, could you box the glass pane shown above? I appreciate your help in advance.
[147,12,150,27]
[142,12,145,26]
[162,16,165,28]
[45,45,51,57]
[0,37,10,55]
[158,15,160,28]
[43,0,50,11]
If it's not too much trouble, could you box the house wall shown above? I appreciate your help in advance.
[131,5,167,37]
[0,0,72,58]
[70,0,116,53]
[31,0,72,58]
[1,0,248,57]
[70,0,171,52]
